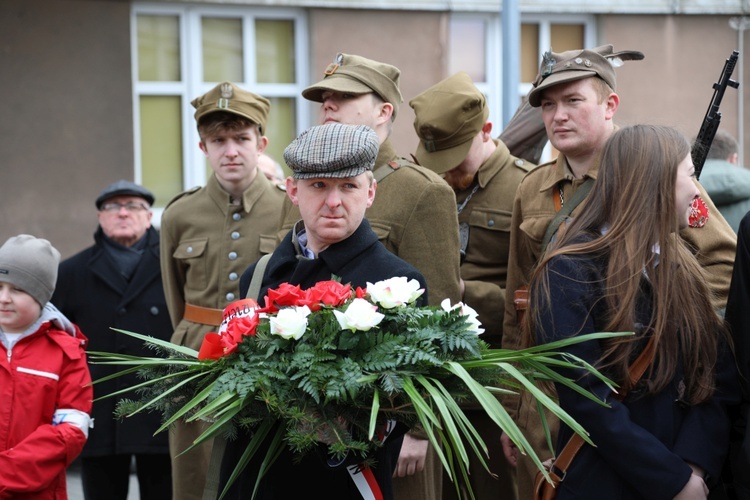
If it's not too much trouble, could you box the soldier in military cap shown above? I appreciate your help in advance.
[276,53,462,499]
[159,81,285,500]
[216,123,427,500]
[498,45,737,499]
[409,71,534,500]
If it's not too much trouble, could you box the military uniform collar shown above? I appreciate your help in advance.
[373,138,397,173]
[206,171,274,213]
[539,154,599,193]
[475,139,512,189]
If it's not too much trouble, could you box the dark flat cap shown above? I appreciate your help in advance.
[95,180,155,209]
[284,123,380,179]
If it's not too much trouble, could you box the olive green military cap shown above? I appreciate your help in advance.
[409,72,489,174]
[191,82,271,134]
[284,123,379,180]
[528,44,644,107]
[302,53,404,118]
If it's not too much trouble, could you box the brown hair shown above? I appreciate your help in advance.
[526,124,721,404]
[197,111,261,142]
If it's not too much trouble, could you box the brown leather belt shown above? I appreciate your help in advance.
[183,303,223,326]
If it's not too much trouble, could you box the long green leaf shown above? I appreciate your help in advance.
[109,328,199,358]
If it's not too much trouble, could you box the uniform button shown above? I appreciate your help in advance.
[488,219,495,227]
[231,231,240,240]
[515,159,524,167]
[233,213,241,221]
[187,246,193,253]
[226,293,236,301]
[228,252,238,260]
[118,308,126,316]
[150,306,159,315]
[229,272,238,281]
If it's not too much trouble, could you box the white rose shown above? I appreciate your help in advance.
[270,305,311,340]
[440,298,485,335]
[366,277,425,309]
[334,298,385,332]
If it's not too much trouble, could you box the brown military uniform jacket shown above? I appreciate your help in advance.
[277,138,462,306]
[160,173,285,350]
[501,152,737,419]
[458,139,534,347]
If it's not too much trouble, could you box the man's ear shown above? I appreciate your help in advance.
[481,121,493,141]
[376,102,394,125]
[286,177,299,205]
[199,141,208,156]
[366,179,377,208]
[605,93,620,119]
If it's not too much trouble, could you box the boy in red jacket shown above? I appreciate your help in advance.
[0,234,93,498]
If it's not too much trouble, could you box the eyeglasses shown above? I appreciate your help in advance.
[100,202,149,213]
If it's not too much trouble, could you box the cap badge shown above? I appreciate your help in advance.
[325,53,344,76]
[541,50,556,77]
[218,83,233,109]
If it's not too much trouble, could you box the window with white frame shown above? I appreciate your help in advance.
[132,3,309,214]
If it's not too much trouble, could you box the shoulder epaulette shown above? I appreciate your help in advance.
[511,156,536,173]
[164,185,201,210]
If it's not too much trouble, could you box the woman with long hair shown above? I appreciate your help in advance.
[524,124,739,499]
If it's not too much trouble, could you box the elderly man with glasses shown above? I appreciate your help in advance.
[51,179,173,500]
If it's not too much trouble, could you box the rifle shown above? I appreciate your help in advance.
[692,50,740,180]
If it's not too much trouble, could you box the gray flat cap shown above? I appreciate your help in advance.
[284,123,380,179]
[95,180,155,209]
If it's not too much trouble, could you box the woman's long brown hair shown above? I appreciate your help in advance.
[525,124,721,404]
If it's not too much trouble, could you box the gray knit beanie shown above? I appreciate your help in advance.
[0,234,60,306]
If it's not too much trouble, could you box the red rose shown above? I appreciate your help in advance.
[266,283,307,310]
[225,313,260,345]
[306,280,353,309]
[355,286,367,299]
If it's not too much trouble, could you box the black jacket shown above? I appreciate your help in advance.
[223,219,427,500]
[51,226,172,457]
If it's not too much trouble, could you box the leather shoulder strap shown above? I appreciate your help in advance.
[550,334,656,474]
[246,253,272,300]
[541,178,595,254]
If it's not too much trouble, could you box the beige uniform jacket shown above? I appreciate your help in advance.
[277,138,462,306]
[160,173,285,350]
[501,153,737,418]
[458,139,534,347]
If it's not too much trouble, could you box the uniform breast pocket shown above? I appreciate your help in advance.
[368,222,392,247]
[519,215,552,247]
[173,238,208,290]
[466,209,512,265]
[258,234,277,255]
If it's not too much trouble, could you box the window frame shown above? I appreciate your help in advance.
[131,3,309,220]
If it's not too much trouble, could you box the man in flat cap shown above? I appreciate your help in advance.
[276,52,462,499]
[159,82,286,499]
[409,71,534,500]
[498,45,737,498]
[215,122,427,500]
[52,180,173,500]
